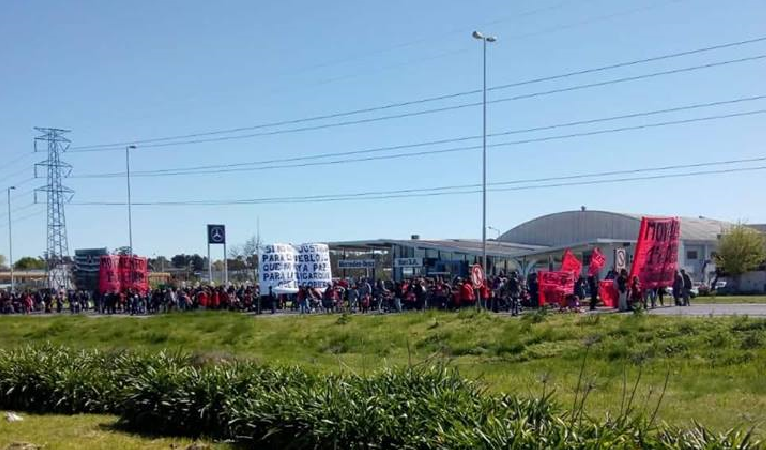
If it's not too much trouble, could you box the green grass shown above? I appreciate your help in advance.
[0,413,233,450]
[692,295,766,304]
[1,311,765,446]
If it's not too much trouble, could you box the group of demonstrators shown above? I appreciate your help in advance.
[0,271,533,316]
[606,268,694,312]
[0,270,695,317]
[0,285,281,316]
[294,272,529,315]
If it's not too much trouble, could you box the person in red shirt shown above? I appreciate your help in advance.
[211,289,220,309]
[479,282,490,311]
[459,279,475,308]
[197,289,208,308]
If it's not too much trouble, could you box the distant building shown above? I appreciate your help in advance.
[330,210,734,282]
[73,248,108,291]
[499,210,732,281]
[0,270,47,289]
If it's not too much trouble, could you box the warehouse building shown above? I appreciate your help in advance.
[329,209,733,282]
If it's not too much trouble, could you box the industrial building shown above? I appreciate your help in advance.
[330,210,735,282]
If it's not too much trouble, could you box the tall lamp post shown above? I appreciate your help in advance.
[487,226,502,239]
[472,30,497,275]
[126,145,137,257]
[7,186,15,293]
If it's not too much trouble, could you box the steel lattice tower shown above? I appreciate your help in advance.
[33,127,74,291]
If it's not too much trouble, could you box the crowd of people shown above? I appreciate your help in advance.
[1,268,695,316]
[608,268,694,312]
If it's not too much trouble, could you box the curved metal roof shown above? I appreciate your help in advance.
[499,210,731,246]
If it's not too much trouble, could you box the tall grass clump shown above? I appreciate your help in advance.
[0,345,761,449]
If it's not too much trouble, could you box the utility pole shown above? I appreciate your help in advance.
[472,31,497,277]
[7,186,15,293]
[34,127,74,291]
[126,145,136,256]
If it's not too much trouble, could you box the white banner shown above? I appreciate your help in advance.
[296,243,333,289]
[259,243,298,294]
[338,259,375,269]
[394,257,423,268]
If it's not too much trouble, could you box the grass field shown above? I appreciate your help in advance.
[1,311,765,448]
[691,295,766,304]
[0,414,232,450]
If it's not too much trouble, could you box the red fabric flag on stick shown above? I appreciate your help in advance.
[561,249,582,276]
[589,247,606,276]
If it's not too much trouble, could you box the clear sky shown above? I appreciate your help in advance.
[1,0,764,260]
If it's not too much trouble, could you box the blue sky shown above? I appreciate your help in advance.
[1,0,764,259]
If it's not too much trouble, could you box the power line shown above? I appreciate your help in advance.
[0,154,36,181]
[72,108,766,179]
[0,205,44,231]
[68,37,766,152]
[71,53,766,152]
[69,157,765,206]
[278,0,577,77]
[71,95,766,178]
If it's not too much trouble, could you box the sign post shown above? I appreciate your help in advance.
[470,264,485,311]
[614,247,627,272]
[207,225,226,285]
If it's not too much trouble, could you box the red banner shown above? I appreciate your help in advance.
[589,247,606,276]
[119,255,133,289]
[99,255,121,293]
[100,255,149,293]
[629,216,681,289]
[537,270,575,306]
[561,249,582,276]
[131,257,149,293]
[598,279,618,307]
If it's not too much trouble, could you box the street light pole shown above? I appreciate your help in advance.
[472,31,497,275]
[7,186,15,293]
[126,145,136,257]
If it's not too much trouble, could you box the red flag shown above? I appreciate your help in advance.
[99,255,121,293]
[561,249,582,276]
[629,216,681,289]
[589,247,606,276]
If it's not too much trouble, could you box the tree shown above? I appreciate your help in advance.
[0,254,6,269]
[14,256,46,270]
[171,254,191,269]
[715,224,766,280]
[229,235,261,270]
[148,256,170,272]
[190,254,207,272]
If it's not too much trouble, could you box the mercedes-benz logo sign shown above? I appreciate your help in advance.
[211,227,224,243]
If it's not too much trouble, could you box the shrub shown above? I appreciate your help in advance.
[0,345,762,449]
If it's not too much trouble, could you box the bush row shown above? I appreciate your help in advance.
[0,345,760,449]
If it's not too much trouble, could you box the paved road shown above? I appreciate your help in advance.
[647,303,766,317]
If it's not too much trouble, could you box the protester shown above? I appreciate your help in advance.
[655,286,665,307]
[458,278,475,309]
[617,269,629,312]
[527,273,538,308]
[681,269,693,306]
[587,274,598,311]
[630,275,642,310]
[673,270,684,306]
